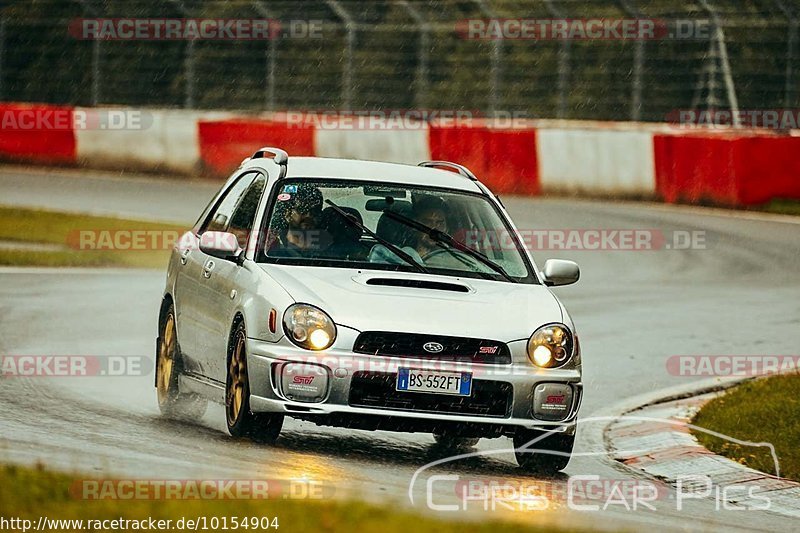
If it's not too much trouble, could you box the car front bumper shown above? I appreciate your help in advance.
[246,337,582,435]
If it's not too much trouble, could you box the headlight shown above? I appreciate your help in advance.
[283,304,336,351]
[527,323,573,368]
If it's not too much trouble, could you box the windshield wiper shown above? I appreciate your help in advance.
[382,209,518,283]
[324,200,430,275]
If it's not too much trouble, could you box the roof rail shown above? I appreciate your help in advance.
[418,160,478,181]
[249,147,288,178]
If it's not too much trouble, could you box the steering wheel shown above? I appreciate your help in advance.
[421,248,453,261]
[421,247,480,269]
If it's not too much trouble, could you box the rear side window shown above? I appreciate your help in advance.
[203,173,256,234]
[228,174,267,249]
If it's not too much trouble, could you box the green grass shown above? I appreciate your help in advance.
[0,206,188,268]
[0,464,579,533]
[691,374,800,481]
[758,199,800,217]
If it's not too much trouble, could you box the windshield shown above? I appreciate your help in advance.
[257,179,537,284]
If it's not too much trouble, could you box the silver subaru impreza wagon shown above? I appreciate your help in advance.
[156,147,582,472]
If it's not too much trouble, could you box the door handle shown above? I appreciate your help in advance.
[202,260,215,278]
[180,247,192,265]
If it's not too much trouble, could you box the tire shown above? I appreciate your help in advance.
[226,320,284,443]
[156,304,208,421]
[513,429,574,474]
[432,431,480,450]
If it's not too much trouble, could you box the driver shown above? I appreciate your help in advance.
[368,195,454,267]
[411,195,449,259]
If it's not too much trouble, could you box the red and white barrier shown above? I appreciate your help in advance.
[0,103,77,165]
[1,102,799,207]
[537,128,656,196]
[74,108,230,174]
[654,132,800,205]
[198,117,316,177]
[315,127,430,165]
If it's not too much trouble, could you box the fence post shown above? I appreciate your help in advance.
[630,40,644,121]
[167,0,195,108]
[619,0,645,120]
[185,39,196,109]
[253,1,277,110]
[544,0,571,119]
[787,20,798,108]
[775,0,797,108]
[398,0,429,109]
[91,36,100,105]
[698,0,740,125]
[74,0,100,105]
[473,0,501,116]
[326,0,355,109]
[0,16,5,100]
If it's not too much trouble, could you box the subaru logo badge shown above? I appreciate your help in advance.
[423,342,444,354]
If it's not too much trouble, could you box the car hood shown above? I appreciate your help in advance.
[260,264,563,341]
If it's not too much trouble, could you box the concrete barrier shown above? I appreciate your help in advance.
[537,128,656,196]
[429,123,539,195]
[75,108,228,174]
[654,133,800,206]
[3,102,799,207]
[198,118,316,177]
[0,103,76,165]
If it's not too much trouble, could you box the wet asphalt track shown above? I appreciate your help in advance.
[1,166,799,531]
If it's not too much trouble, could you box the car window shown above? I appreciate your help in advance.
[228,173,267,249]
[202,172,257,234]
[258,179,536,284]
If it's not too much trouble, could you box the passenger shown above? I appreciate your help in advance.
[267,186,327,257]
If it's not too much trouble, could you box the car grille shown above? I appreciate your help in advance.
[352,331,512,364]
[348,371,513,418]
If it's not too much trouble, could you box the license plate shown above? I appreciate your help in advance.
[396,368,472,396]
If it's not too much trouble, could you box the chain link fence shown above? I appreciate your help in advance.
[1,0,798,123]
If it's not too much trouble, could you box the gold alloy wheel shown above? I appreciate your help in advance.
[226,330,247,426]
[157,313,176,405]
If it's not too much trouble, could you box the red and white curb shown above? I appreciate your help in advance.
[605,393,800,518]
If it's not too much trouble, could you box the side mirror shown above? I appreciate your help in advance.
[199,231,243,262]
[541,259,580,287]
